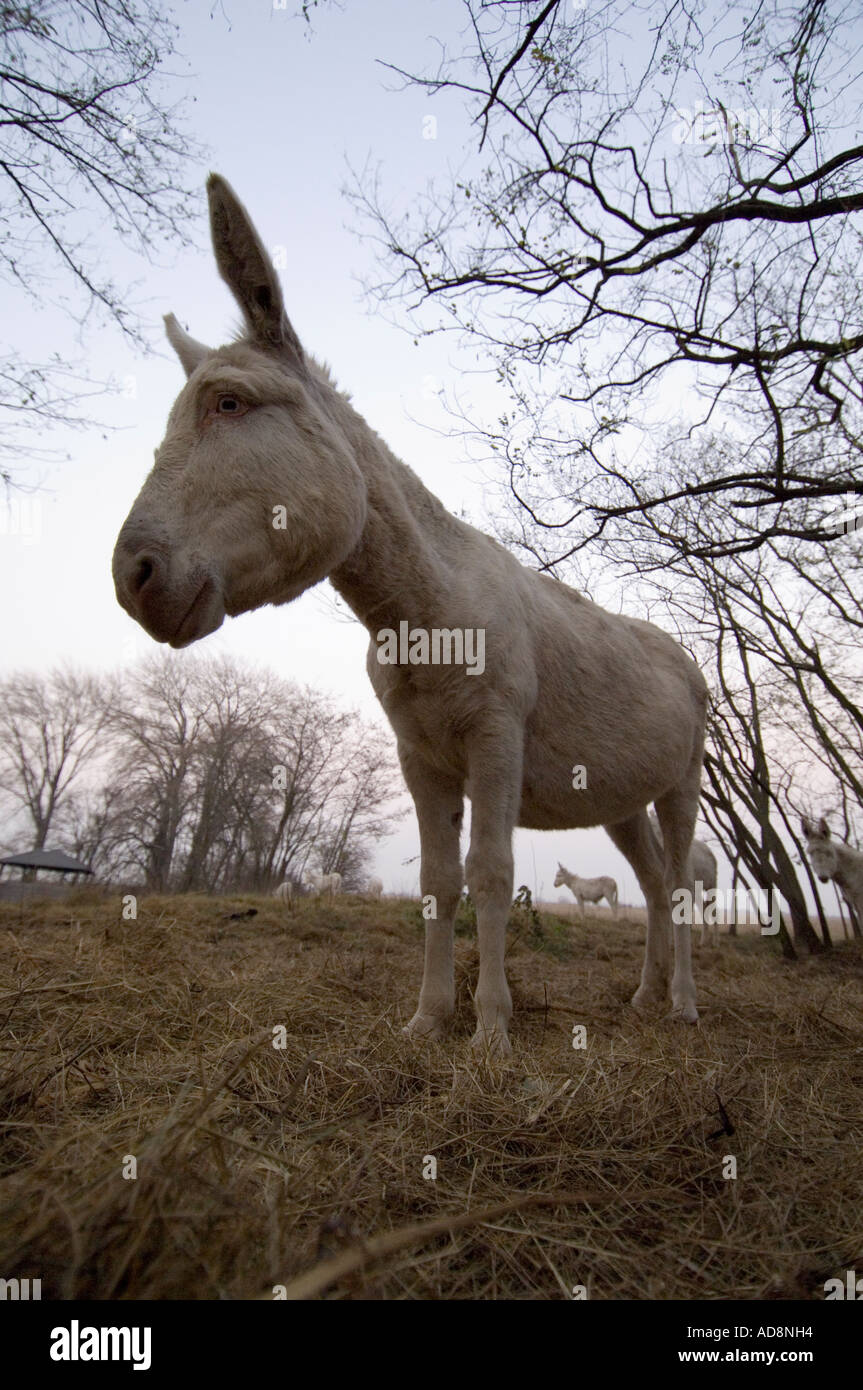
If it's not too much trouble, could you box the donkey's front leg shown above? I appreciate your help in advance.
[400,747,465,1042]
[465,732,522,1057]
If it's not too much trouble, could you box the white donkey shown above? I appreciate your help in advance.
[112,176,708,1054]
[554,864,618,918]
[273,879,294,906]
[802,817,863,927]
[366,877,384,900]
[305,871,342,901]
[649,812,719,946]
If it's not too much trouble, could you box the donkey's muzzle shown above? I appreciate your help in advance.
[112,537,225,647]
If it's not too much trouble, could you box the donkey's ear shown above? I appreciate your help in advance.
[206,174,304,362]
[164,314,211,378]
[818,817,831,839]
[801,816,812,838]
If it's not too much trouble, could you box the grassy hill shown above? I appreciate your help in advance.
[0,891,860,1299]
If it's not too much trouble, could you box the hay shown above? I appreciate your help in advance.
[0,893,861,1300]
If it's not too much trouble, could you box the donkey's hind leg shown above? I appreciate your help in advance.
[605,810,670,1010]
[655,758,702,1022]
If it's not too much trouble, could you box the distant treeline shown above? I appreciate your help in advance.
[0,656,403,892]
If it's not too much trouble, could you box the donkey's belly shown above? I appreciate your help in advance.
[517,781,647,831]
[517,731,685,830]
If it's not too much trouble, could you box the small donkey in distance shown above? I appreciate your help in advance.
[112,175,709,1055]
[801,816,863,930]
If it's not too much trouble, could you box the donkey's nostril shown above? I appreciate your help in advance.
[132,554,156,593]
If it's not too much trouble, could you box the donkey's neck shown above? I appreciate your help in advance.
[326,388,477,634]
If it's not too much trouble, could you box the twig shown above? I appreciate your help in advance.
[272,1187,690,1300]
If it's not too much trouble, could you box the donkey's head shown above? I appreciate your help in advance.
[801,816,838,882]
[553,864,566,888]
[112,175,368,647]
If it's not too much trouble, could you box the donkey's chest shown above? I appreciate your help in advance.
[377,675,469,762]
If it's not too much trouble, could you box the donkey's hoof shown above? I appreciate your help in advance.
[671,1000,699,1024]
[469,1026,513,1059]
[403,1012,449,1042]
[631,984,667,1012]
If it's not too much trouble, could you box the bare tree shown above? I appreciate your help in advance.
[326,1,863,949]
[310,725,405,889]
[0,0,202,478]
[0,667,111,850]
[349,0,863,557]
[67,654,404,892]
[106,656,204,889]
[593,429,863,954]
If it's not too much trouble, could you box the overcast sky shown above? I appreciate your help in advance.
[0,0,733,905]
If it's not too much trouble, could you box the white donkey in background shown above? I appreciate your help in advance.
[554,864,618,918]
[112,176,708,1054]
[272,879,294,906]
[802,817,863,927]
[649,812,719,947]
[305,871,342,901]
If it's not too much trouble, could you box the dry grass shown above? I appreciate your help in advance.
[0,891,861,1300]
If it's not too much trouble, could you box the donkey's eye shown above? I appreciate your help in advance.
[204,392,249,427]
